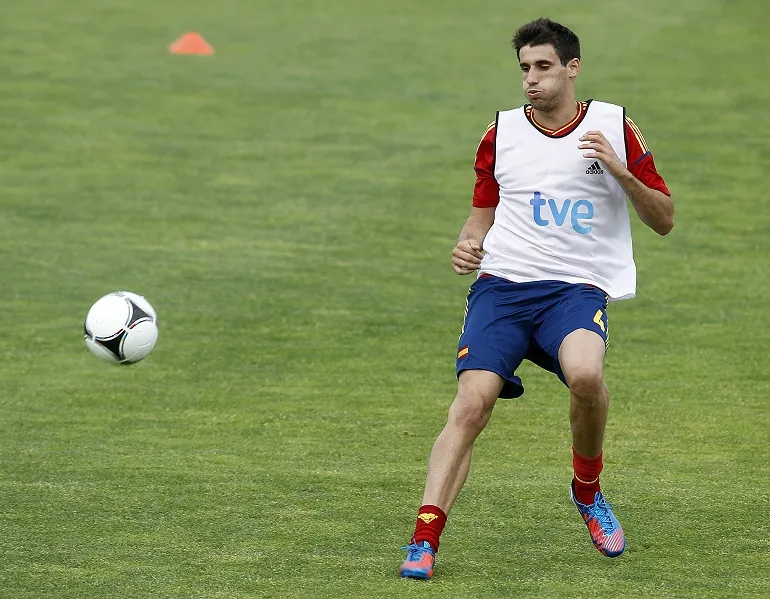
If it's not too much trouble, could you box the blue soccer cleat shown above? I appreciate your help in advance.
[570,482,626,557]
[400,540,435,579]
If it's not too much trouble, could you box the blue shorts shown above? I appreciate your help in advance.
[456,275,609,399]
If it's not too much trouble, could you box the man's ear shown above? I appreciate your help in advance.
[568,58,580,80]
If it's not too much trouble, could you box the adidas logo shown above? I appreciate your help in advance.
[585,161,604,175]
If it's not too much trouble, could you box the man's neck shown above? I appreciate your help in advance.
[532,99,580,131]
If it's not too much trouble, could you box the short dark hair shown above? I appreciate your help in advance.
[512,18,580,65]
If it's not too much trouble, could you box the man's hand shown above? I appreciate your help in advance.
[578,131,627,179]
[580,130,674,235]
[452,239,484,275]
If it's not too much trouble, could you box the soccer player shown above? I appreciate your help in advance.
[400,17,674,579]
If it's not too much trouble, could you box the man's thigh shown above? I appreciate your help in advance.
[456,276,532,399]
[528,284,609,384]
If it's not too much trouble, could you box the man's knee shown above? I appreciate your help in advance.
[448,395,491,432]
[448,385,497,432]
[567,365,604,402]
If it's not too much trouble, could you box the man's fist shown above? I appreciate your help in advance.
[452,239,484,275]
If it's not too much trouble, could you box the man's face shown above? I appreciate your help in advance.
[519,43,578,111]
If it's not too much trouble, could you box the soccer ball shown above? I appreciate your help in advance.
[84,291,159,364]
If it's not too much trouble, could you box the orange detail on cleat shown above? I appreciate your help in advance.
[570,483,626,557]
[400,541,435,579]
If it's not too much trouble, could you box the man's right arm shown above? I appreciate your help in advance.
[452,121,499,275]
[459,207,496,245]
[452,207,495,275]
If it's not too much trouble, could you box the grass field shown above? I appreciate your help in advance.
[1,1,768,597]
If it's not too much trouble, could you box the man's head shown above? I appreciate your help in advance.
[512,18,581,112]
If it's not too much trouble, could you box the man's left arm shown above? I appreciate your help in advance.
[579,130,674,236]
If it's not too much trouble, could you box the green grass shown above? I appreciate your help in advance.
[1,0,769,597]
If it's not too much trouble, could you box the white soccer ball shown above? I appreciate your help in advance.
[84,291,159,364]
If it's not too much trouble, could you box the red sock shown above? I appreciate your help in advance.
[573,448,603,505]
[412,504,447,552]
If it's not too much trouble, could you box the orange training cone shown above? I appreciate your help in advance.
[169,32,214,55]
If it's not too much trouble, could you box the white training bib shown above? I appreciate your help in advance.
[480,100,636,300]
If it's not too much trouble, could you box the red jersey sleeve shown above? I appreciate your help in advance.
[624,116,671,196]
[473,122,500,208]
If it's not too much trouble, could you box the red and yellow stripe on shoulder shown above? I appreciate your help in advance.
[476,121,496,155]
[458,345,469,359]
[479,120,495,141]
[625,116,650,154]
